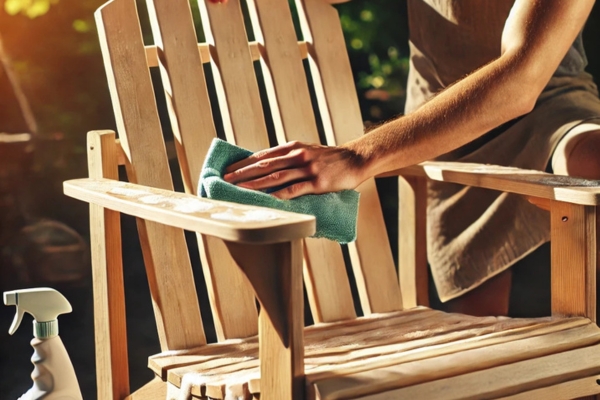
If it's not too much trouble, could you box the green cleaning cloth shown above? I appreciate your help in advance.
[198,138,360,243]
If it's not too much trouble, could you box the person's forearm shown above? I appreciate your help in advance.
[344,54,539,180]
[345,0,595,181]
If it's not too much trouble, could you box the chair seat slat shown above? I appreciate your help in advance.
[152,311,595,399]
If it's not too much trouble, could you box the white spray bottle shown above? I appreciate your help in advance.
[3,287,83,400]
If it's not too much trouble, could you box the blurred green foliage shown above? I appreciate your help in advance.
[335,0,409,121]
[4,0,59,18]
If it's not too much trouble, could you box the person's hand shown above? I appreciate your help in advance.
[223,141,366,199]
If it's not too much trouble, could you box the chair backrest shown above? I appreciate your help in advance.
[94,0,404,351]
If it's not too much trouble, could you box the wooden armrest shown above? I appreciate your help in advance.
[383,162,600,206]
[63,178,315,244]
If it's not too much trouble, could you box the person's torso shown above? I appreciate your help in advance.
[407,0,516,86]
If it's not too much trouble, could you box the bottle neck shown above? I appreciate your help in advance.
[34,320,58,339]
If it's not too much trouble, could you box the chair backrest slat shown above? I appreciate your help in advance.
[146,0,259,340]
[246,0,356,322]
[95,0,206,349]
[297,0,403,313]
[198,0,269,151]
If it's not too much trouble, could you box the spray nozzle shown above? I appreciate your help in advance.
[3,288,72,337]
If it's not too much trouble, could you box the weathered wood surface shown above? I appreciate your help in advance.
[551,202,597,321]
[148,308,598,399]
[87,131,130,400]
[147,0,260,341]
[398,175,429,307]
[498,375,600,400]
[298,0,402,314]
[95,0,205,352]
[247,0,356,323]
[392,162,600,205]
[64,178,316,244]
[330,341,600,400]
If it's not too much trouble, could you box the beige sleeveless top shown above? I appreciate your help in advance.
[405,0,600,301]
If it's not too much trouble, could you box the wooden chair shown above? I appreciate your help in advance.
[63,0,600,398]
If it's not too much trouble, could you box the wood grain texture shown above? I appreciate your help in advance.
[146,0,259,341]
[391,162,600,205]
[226,240,305,400]
[313,326,600,400]
[247,0,355,323]
[297,0,402,314]
[87,131,130,400]
[198,0,268,151]
[551,201,597,321]
[498,375,600,400]
[64,178,316,243]
[398,175,429,308]
[145,0,215,195]
[96,0,205,351]
[348,179,403,314]
[149,309,595,398]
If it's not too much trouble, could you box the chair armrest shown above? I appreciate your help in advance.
[383,162,600,206]
[63,178,315,244]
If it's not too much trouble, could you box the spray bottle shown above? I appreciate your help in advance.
[3,287,83,400]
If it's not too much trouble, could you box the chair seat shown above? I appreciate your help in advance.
[149,307,600,399]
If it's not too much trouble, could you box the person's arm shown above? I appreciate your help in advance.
[224,0,596,199]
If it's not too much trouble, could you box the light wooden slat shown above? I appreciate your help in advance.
[498,375,600,400]
[302,239,356,322]
[246,0,355,323]
[551,201,597,320]
[157,313,592,398]
[297,0,402,314]
[144,41,308,67]
[87,130,130,400]
[258,319,594,394]
[153,309,436,380]
[149,308,433,378]
[349,179,403,314]
[63,178,316,244]
[96,0,200,351]
[392,162,600,206]
[175,318,595,398]
[398,175,429,308]
[312,325,600,400]
[197,0,268,151]
[145,0,215,194]
[146,0,259,341]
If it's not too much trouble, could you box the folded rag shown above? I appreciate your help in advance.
[198,138,360,243]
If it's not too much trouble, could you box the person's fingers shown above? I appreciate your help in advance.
[225,141,301,173]
[271,180,316,200]
[237,167,312,191]
[224,150,306,184]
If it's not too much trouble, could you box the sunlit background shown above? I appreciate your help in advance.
[0,0,598,398]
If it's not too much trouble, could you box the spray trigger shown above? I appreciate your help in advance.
[3,291,23,335]
[9,307,25,335]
